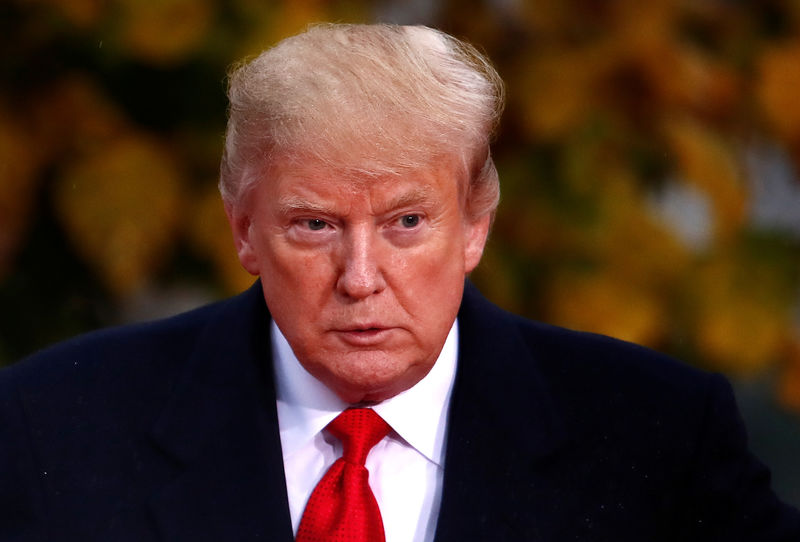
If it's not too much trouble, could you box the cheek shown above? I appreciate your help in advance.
[261,235,329,280]
[419,231,466,274]
[259,242,334,314]
[390,237,466,306]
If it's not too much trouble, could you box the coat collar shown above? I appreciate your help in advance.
[434,281,568,541]
[148,281,294,541]
[146,280,566,541]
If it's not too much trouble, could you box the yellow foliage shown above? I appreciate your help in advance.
[270,0,330,43]
[669,48,739,115]
[591,175,691,285]
[662,117,748,242]
[518,0,578,38]
[539,178,688,348]
[29,76,126,160]
[514,0,738,139]
[232,0,334,60]
[696,301,785,375]
[613,0,676,49]
[37,0,105,27]
[188,185,256,295]
[53,134,184,297]
[0,107,41,279]
[116,0,215,64]
[609,0,736,113]
[2,0,798,406]
[546,271,666,347]
[515,47,608,140]
[757,41,800,143]
[692,258,789,375]
[631,40,737,115]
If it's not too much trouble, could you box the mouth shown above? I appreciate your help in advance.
[333,325,394,345]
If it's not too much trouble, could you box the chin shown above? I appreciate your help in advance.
[330,363,432,404]
[329,378,400,404]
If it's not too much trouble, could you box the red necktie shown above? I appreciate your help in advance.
[296,408,391,542]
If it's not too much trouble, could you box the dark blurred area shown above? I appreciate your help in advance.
[1,0,798,505]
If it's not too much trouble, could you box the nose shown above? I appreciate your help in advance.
[335,226,386,300]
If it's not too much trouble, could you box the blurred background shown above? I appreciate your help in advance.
[1,0,798,505]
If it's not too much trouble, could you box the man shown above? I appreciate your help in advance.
[1,23,798,542]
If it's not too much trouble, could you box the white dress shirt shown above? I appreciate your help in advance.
[272,319,459,542]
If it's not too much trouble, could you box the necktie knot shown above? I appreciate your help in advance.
[296,407,390,542]
[328,408,391,465]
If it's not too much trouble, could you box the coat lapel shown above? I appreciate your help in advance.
[148,282,294,541]
[144,280,568,540]
[434,282,568,541]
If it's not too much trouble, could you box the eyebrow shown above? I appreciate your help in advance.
[276,186,438,217]
[276,196,338,217]
[381,186,438,213]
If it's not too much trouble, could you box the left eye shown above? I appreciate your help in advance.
[399,214,420,228]
[306,219,327,231]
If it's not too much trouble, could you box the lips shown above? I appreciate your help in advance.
[342,323,385,331]
[332,325,395,346]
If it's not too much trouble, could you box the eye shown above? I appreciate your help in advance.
[399,214,421,228]
[306,218,327,231]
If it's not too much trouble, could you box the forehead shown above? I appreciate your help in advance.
[261,158,465,210]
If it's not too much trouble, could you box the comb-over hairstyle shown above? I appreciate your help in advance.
[220,23,504,220]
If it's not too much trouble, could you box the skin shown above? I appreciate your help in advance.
[227,159,490,404]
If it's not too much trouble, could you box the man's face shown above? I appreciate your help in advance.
[228,159,490,403]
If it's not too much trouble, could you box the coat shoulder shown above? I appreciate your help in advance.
[461,281,714,400]
[0,285,262,396]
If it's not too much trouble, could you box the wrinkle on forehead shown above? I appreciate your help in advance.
[270,150,464,189]
[275,180,441,220]
[255,151,467,219]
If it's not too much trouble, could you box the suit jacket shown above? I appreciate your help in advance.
[1,281,798,541]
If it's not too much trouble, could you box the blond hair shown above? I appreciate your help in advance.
[220,23,504,220]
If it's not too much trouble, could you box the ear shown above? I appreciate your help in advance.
[224,202,260,276]
[463,213,491,274]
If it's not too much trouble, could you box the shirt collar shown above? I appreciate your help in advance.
[273,319,459,466]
